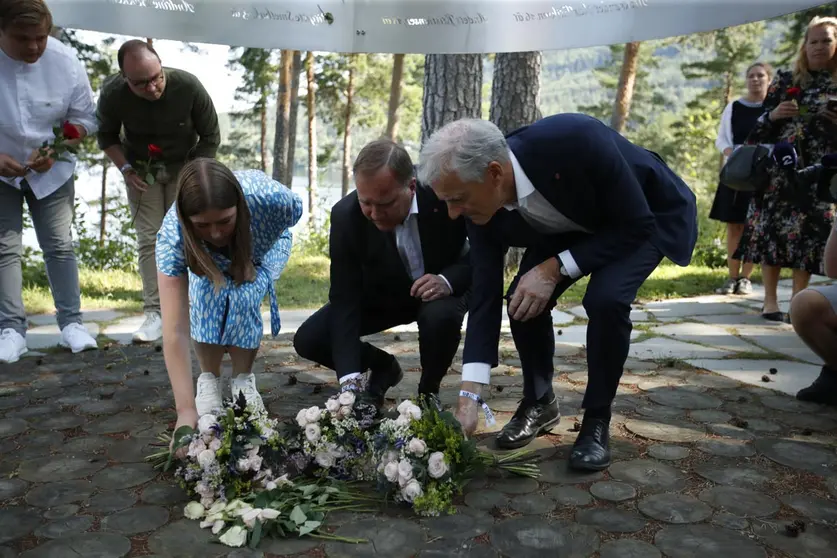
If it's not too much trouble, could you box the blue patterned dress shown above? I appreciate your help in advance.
[156,170,303,349]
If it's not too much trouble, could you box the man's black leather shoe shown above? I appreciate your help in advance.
[364,356,403,408]
[569,417,611,471]
[419,392,443,413]
[496,397,560,450]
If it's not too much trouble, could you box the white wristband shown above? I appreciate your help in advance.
[120,163,134,174]
[460,390,496,426]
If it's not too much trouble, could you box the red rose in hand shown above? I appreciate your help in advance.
[148,144,163,158]
[62,121,81,140]
[786,87,802,98]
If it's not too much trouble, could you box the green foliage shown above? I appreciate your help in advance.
[773,3,837,65]
[412,481,456,517]
[294,212,331,258]
[72,200,138,271]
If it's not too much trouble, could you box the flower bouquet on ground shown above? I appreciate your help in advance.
[371,399,540,517]
[147,392,311,507]
[296,390,378,481]
[183,478,375,549]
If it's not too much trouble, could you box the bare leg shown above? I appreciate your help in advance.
[227,346,258,377]
[761,264,782,314]
[726,223,744,279]
[193,342,225,377]
[792,269,811,298]
[791,290,837,367]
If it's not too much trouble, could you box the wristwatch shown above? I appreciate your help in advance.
[120,163,134,175]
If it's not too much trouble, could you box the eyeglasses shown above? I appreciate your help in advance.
[126,71,164,90]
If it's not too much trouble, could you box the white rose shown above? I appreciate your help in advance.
[338,391,356,406]
[384,461,399,482]
[197,449,216,469]
[237,458,252,472]
[219,525,248,547]
[397,400,413,415]
[241,508,261,528]
[305,423,321,443]
[338,405,352,419]
[304,406,322,423]
[296,409,308,427]
[264,480,277,491]
[315,452,335,468]
[397,459,413,482]
[276,474,293,487]
[199,518,214,529]
[200,496,214,509]
[234,504,254,517]
[250,455,263,472]
[405,404,422,420]
[247,447,260,459]
[395,415,410,427]
[197,414,218,434]
[407,438,427,457]
[385,450,399,464]
[187,438,206,458]
[325,398,340,413]
[208,501,226,516]
[427,452,449,479]
[205,513,223,523]
[183,501,205,520]
[208,438,222,452]
[212,520,225,535]
[225,499,247,513]
[259,508,280,521]
[401,479,424,503]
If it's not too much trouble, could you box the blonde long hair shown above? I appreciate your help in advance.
[793,16,837,85]
[175,159,255,288]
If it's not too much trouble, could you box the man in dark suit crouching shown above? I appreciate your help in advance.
[294,139,470,409]
[418,114,697,470]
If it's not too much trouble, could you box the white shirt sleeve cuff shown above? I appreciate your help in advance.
[339,372,361,383]
[438,274,453,294]
[461,362,491,384]
[558,250,583,279]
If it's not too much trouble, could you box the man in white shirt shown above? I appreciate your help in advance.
[294,139,471,410]
[0,0,99,363]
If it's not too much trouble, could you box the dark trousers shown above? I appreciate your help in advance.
[294,294,469,395]
[509,241,663,408]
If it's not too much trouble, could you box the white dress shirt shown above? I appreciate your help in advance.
[461,150,590,385]
[0,37,98,199]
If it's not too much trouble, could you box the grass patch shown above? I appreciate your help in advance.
[21,255,781,316]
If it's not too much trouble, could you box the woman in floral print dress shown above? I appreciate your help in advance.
[736,16,837,322]
[155,158,302,436]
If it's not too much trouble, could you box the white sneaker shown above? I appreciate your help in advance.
[60,323,97,353]
[195,372,223,416]
[231,373,264,412]
[133,312,163,343]
[0,329,27,364]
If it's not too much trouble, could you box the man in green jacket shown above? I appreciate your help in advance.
[97,39,220,343]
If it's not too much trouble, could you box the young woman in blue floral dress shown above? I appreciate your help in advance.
[736,16,837,322]
[155,158,302,433]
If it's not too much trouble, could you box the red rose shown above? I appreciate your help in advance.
[786,87,802,97]
[148,144,163,158]
[62,121,81,140]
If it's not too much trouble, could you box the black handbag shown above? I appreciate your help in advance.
[719,145,772,192]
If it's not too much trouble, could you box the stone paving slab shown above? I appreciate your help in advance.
[735,325,823,364]
[629,337,734,360]
[685,359,824,396]
[648,322,766,354]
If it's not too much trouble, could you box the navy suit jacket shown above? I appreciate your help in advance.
[463,113,698,367]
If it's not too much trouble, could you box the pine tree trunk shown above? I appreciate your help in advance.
[341,54,356,197]
[385,53,405,140]
[421,54,483,146]
[611,42,642,133]
[272,49,293,182]
[490,52,542,134]
[490,52,542,272]
[287,51,302,187]
[99,161,108,247]
[259,96,268,173]
[306,51,318,227]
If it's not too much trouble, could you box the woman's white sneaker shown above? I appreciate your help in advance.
[231,373,264,412]
[0,329,27,363]
[195,373,222,416]
[60,323,98,353]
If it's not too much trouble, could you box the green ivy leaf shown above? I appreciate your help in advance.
[299,520,321,536]
[249,519,262,548]
[146,173,156,185]
[290,505,307,525]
